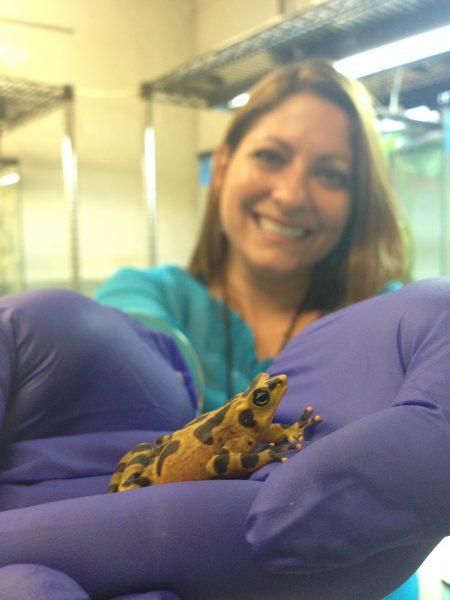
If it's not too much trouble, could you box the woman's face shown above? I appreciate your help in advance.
[217,92,353,281]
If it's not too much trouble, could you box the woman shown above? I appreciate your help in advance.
[96,59,407,410]
[95,61,417,598]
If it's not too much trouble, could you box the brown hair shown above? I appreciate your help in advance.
[189,59,408,311]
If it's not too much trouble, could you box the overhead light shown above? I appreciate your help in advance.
[228,92,250,109]
[0,172,20,187]
[375,118,406,133]
[404,105,440,123]
[334,24,450,79]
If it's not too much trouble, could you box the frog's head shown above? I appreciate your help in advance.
[231,372,287,434]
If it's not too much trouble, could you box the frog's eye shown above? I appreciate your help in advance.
[252,389,271,407]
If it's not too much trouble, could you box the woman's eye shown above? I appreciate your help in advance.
[251,149,287,169]
[316,169,350,190]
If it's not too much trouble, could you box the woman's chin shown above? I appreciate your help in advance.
[247,259,310,282]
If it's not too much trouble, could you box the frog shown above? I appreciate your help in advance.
[108,372,321,492]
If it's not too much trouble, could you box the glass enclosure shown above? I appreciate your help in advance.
[381,117,449,281]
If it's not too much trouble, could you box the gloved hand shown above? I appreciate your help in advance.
[0,289,197,445]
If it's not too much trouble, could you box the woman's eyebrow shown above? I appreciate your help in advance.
[317,153,351,167]
[262,137,350,162]
[262,136,292,151]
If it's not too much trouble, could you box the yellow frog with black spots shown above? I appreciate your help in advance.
[108,372,321,492]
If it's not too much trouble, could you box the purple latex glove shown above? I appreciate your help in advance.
[0,289,197,445]
[247,278,450,573]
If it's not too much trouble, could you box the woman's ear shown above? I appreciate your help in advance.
[212,144,231,190]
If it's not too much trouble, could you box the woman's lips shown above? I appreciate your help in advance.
[254,214,312,240]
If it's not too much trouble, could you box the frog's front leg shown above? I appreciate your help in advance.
[263,407,322,447]
[205,447,288,479]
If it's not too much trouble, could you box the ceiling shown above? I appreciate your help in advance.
[143,0,450,110]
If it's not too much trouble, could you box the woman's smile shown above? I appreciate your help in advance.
[251,211,312,242]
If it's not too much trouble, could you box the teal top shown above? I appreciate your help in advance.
[95,264,402,413]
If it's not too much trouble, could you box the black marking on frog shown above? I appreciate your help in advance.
[122,471,141,488]
[212,449,230,475]
[267,378,282,391]
[186,412,210,427]
[134,476,152,487]
[241,453,259,469]
[193,403,231,444]
[131,442,155,453]
[128,453,154,467]
[239,408,256,428]
[156,440,181,476]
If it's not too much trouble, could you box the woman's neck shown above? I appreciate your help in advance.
[211,260,320,360]
[224,256,309,312]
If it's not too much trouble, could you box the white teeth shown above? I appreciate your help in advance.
[257,216,308,239]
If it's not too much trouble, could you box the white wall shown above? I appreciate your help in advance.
[0,0,198,290]
[0,0,342,292]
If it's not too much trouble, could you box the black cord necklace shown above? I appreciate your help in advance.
[221,282,304,400]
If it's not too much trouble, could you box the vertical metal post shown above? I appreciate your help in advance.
[438,91,450,276]
[61,85,80,290]
[16,161,26,291]
[141,84,158,266]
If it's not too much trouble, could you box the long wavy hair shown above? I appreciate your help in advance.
[189,59,408,311]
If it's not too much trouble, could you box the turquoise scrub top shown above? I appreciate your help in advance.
[95,264,401,412]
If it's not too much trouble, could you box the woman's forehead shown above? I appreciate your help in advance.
[241,93,353,159]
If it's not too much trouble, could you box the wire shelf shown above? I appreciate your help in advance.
[141,0,450,108]
[0,75,71,134]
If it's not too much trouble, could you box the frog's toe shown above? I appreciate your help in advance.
[268,448,289,462]
[298,406,314,423]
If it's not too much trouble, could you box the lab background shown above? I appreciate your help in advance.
[0,1,449,598]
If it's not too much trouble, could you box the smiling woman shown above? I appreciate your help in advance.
[94,59,415,598]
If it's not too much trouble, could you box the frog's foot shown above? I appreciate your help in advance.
[292,407,322,439]
[277,408,322,446]
[298,406,322,428]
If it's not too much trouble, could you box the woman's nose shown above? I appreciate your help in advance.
[271,164,309,208]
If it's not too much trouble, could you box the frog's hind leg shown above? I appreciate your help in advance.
[206,447,288,478]
[107,442,157,493]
